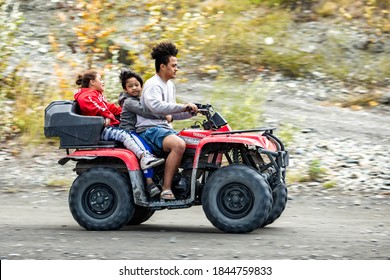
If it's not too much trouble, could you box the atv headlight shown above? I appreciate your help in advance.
[180,136,201,145]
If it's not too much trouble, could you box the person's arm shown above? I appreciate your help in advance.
[123,98,164,119]
[171,102,198,120]
[79,94,120,125]
[171,111,194,120]
[106,102,122,117]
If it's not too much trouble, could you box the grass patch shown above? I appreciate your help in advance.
[46,178,73,189]
[1,187,21,194]
[286,171,310,184]
[13,79,65,145]
[286,158,328,185]
[277,123,298,148]
[260,48,321,77]
[323,180,337,189]
[308,158,326,181]
[340,92,383,110]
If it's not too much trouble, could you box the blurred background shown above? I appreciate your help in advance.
[1,0,389,194]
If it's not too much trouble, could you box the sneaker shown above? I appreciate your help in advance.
[140,152,165,170]
[146,183,161,198]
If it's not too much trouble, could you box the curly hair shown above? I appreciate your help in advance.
[151,41,179,72]
[75,70,98,88]
[119,68,143,90]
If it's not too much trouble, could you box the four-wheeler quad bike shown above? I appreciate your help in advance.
[44,101,289,233]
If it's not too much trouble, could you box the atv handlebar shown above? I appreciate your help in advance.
[190,103,228,130]
[197,108,209,114]
[185,103,213,116]
[195,103,213,116]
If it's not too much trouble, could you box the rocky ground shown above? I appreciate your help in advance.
[261,76,390,198]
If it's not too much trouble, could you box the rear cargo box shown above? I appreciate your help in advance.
[44,100,104,148]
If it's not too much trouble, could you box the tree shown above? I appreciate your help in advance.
[71,0,117,68]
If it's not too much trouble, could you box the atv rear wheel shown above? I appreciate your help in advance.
[69,167,134,230]
[127,206,155,225]
[261,183,287,227]
[202,164,273,233]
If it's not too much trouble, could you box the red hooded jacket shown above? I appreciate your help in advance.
[74,88,122,126]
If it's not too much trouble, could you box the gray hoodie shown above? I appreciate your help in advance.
[136,74,192,133]
[118,92,162,132]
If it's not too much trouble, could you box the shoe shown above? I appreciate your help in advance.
[140,152,164,170]
[146,183,161,198]
[160,190,176,200]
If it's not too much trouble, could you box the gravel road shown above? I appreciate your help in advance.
[0,186,389,260]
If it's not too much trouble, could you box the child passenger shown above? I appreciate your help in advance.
[118,68,171,198]
[73,70,165,194]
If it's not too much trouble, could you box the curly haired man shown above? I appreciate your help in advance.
[136,42,198,200]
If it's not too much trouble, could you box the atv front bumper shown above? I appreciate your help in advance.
[258,147,289,184]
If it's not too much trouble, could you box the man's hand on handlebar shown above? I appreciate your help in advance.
[183,103,198,114]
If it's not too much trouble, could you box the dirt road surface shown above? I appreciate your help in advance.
[0,188,389,260]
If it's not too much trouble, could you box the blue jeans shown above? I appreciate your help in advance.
[138,127,177,155]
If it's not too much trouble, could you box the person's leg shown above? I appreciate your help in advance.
[138,127,182,200]
[161,134,186,196]
[102,127,164,170]
[130,132,158,178]
[130,132,164,170]
[102,127,143,158]
[130,132,161,197]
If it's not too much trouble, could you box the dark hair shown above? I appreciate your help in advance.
[75,70,98,88]
[151,41,179,72]
[119,68,143,89]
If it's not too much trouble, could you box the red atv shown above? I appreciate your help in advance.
[44,101,289,233]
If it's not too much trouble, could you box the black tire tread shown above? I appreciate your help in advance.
[202,164,272,233]
[261,183,288,227]
[127,206,155,225]
[69,167,134,230]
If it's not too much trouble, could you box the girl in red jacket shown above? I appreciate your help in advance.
[74,70,164,176]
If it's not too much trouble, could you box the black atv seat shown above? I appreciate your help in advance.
[44,100,118,149]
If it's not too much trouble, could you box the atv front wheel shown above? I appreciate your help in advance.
[261,183,287,227]
[127,206,155,225]
[202,164,273,233]
[69,167,134,230]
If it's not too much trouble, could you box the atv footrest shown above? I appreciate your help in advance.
[140,199,193,210]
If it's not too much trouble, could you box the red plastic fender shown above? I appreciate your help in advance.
[58,148,140,170]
